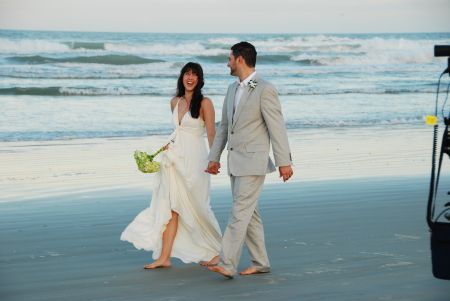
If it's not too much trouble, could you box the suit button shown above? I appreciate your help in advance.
[230,148,233,151]
[231,131,234,134]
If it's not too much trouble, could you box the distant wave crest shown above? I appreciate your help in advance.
[278,87,437,95]
[0,63,444,80]
[104,42,229,56]
[0,38,72,54]
[8,54,164,65]
[287,117,424,128]
[0,117,426,142]
[0,86,437,96]
[2,36,449,68]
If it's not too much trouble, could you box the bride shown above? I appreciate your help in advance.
[121,62,222,269]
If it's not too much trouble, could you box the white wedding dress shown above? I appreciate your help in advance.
[121,99,222,263]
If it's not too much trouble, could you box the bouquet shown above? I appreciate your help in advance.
[134,146,165,173]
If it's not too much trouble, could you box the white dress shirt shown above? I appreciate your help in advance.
[233,71,257,120]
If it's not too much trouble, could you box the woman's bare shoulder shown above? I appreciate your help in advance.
[201,97,213,107]
[170,96,180,109]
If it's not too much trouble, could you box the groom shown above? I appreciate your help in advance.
[205,41,293,278]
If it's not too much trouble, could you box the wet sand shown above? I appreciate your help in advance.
[1,126,450,300]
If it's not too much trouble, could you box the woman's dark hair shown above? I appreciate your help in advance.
[176,62,204,119]
[231,41,257,67]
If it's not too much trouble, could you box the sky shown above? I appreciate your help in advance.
[0,0,449,34]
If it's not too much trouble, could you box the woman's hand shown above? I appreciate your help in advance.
[205,161,220,175]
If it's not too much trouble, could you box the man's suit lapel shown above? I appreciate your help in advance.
[232,74,259,129]
[228,82,238,125]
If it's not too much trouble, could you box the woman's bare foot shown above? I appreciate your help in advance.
[200,255,219,266]
[208,266,233,278]
[239,267,267,275]
[143,258,171,269]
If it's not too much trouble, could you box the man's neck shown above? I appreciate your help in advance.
[237,68,256,82]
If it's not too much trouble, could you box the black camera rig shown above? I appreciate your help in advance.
[435,45,450,74]
[427,45,450,280]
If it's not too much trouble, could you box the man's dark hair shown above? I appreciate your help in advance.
[231,41,257,67]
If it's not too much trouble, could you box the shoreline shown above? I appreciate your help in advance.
[0,125,443,202]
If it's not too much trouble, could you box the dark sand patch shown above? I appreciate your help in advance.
[1,176,449,300]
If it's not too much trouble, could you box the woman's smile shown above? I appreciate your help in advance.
[183,71,198,91]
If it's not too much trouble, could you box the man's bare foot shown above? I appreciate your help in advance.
[143,259,171,269]
[200,255,219,266]
[239,267,267,275]
[208,266,233,278]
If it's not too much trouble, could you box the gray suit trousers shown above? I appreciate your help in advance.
[219,175,270,275]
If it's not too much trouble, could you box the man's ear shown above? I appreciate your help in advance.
[237,56,248,67]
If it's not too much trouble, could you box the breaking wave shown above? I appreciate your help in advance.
[0,86,437,96]
[8,54,164,65]
[286,117,425,128]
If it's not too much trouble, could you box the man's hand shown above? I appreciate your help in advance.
[279,166,293,182]
[205,161,221,175]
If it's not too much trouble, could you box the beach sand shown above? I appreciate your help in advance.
[1,126,450,300]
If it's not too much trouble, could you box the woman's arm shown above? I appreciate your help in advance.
[200,97,216,149]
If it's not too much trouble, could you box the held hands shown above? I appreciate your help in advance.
[205,161,221,175]
[279,166,293,182]
[205,162,292,180]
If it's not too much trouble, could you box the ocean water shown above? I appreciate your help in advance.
[0,30,449,142]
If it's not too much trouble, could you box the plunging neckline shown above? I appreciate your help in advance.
[177,102,190,126]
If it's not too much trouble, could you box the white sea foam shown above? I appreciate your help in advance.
[54,86,437,96]
[58,87,176,95]
[104,42,228,56]
[3,35,447,60]
[208,37,240,45]
[1,62,443,80]
[203,89,227,95]
[0,38,103,54]
[285,36,448,66]
[251,35,449,67]
[0,62,181,79]
[255,35,450,54]
[0,39,228,56]
[278,87,436,95]
[0,38,72,54]
[55,61,179,74]
[259,64,445,74]
[291,117,424,127]
[205,87,437,95]
[291,50,445,66]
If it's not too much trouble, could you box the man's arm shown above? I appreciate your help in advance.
[206,89,230,173]
[260,84,292,167]
[260,84,294,181]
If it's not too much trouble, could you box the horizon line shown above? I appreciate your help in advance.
[1,28,449,36]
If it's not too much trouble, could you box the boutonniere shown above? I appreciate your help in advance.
[248,80,257,91]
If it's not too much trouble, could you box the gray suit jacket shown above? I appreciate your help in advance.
[208,73,292,176]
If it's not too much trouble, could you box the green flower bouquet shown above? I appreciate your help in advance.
[134,146,165,173]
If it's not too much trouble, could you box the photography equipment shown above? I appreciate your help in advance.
[435,46,450,57]
[434,46,450,74]
[445,212,450,221]
[427,45,450,280]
